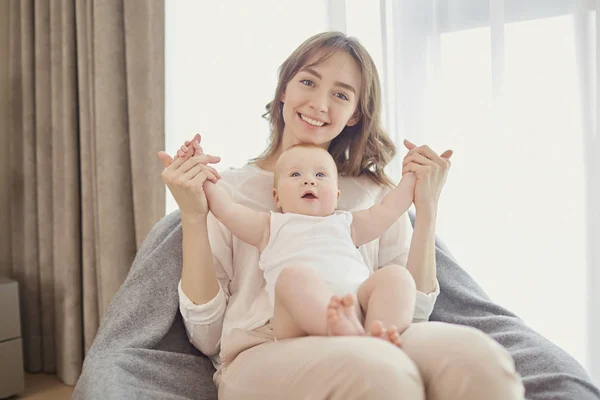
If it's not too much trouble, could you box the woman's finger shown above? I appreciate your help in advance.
[202,164,221,179]
[402,162,427,176]
[181,163,221,181]
[190,169,219,186]
[440,149,453,160]
[157,151,174,168]
[404,141,452,168]
[179,154,222,174]
[402,152,435,167]
[403,139,417,150]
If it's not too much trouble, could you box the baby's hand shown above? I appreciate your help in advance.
[157,133,221,218]
[175,134,221,183]
[175,134,200,160]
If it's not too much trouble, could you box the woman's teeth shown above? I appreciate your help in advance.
[300,114,325,127]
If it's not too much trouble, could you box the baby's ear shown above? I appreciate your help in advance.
[337,189,341,201]
[272,188,280,207]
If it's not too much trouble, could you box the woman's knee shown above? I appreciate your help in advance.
[329,338,425,399]
[449,326,514,369]
[437,326,524,399]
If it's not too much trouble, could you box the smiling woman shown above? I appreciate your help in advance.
[253,36,397,188]
[279,51,361,143]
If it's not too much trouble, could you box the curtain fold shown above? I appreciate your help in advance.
[0,0,165,385]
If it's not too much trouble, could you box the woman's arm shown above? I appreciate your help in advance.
[180,214,221,305]
[406,207,438,294]
[401,139,453,295]
[158,134,224,306]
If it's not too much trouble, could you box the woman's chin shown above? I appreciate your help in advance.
[293,132,331,148]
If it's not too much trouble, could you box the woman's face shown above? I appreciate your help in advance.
[279,50,362,152]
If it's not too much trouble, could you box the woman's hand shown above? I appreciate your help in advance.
[401,139,453,212]
[157,134,222,219]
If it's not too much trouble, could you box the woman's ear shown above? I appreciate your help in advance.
[347,110,360,127]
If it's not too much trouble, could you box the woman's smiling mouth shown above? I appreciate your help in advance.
[299,113,327,127]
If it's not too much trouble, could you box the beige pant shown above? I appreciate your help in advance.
[215,321,525,400]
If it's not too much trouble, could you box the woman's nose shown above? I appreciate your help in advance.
[309,90,329,113]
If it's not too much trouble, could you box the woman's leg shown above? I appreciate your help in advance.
[357,264,416,335]
[399,321,525,400]
[218,327,425,400]
[272,266,363,340]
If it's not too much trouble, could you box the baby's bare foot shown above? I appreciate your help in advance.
[368,321,403,348]
[327,294,365,336]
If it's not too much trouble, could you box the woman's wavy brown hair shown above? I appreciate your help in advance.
[251,31,397,187]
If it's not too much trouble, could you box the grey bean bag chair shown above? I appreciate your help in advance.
[73,210,600,400]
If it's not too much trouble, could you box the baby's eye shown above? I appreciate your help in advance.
[290,172,300,178]
[335,92,349,101]
[316,172,326,178]
[300,79,314,87]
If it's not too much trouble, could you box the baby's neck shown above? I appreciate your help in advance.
[280,210,335,217]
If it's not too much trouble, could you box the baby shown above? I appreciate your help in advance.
[182,141,417,346]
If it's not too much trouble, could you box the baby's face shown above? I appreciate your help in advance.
[273,147,340,217]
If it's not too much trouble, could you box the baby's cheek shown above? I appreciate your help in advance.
[322,189,339,207]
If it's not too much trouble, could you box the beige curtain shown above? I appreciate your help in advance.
[0,0,165,385]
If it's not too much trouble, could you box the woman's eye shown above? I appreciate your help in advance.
[300,79,314,87]
[335,92,349,101]
[316,172,326,178]
[291,172,300,177]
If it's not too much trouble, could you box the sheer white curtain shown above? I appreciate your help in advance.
[339,0,598,381]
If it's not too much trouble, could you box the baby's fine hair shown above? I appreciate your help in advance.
[251,31,397,188]
[273,144,338,188]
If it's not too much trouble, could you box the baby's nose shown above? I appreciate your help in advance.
[303,180,315,186]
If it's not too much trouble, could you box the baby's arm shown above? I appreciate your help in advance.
[204,181,269,249]
[351,172,416,247]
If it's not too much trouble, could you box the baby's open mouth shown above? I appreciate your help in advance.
[302,193,317,199]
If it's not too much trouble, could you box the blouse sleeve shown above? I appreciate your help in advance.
[178,209,234,357]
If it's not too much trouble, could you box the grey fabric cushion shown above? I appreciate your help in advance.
[73,210,600,399]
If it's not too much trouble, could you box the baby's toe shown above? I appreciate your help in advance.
[340,294,355,307]
[328,295,341,309]
[387,325,402,347]
[369,321,384,337]
[327,308,338,320]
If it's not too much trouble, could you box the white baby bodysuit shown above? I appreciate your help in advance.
[259,210,371,308]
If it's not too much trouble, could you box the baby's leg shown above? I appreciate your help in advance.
[358,264,416,346]
[271,266,363,340]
